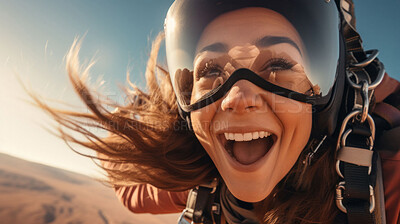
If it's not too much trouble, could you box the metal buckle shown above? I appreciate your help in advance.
[336,181,375,214]
[349,49,379,68]
[178,209,194,224]
[335,111,375,178]
[335,27,383,220]
[360,80,369,123]
[335,129,373,178]
[346,59,385,90]
[199,178,218,194]
[346,50,385,124]
[336,110,376,148]
[179,178,218,224]
[305,135,327,166]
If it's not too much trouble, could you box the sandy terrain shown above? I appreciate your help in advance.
[0,153,180,224]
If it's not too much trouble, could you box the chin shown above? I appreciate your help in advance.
[226,180,274,203]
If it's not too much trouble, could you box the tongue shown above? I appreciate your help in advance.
[232,138,270,165]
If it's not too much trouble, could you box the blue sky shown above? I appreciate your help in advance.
[0,0,399,177]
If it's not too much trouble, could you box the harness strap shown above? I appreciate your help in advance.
[373,103,400,129]
[341,134,377,223]
[373,73,400,129]
[337,146,373,167]
[373,74,400,103]
[336,0,390,222]
[375,155,387,224]
[376,126,400,152]
[178,179,221,224]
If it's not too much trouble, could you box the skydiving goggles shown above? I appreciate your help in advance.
[164,0,342,116]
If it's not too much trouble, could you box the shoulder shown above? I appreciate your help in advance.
[379,150,400,224]
[373,73,400,151]
[373,73,400,224]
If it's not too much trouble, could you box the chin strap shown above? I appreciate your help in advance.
[335,1,386,223]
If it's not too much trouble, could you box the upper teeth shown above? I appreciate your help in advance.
[224,131,271,141]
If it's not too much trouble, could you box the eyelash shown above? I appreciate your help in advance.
[196,57,294,80]
[262,58,295,71]
[196,61,223,80]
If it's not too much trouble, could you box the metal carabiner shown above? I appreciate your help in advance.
[335,111,375,178]
[178,209,193,224]
[335,128,374,178]
[360,80,369,123]
[346,59,385,90]
[349,49,379,68]
[336,110,376,149]
[336,181,375,214]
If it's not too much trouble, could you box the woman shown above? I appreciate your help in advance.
[35,0,399,223]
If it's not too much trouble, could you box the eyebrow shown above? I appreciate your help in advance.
[197,35,302,55]
[255,36,302,56]
[198,43,228,53]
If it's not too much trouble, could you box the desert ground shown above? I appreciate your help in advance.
[0,153,180,224]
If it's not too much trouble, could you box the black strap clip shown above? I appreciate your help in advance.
[178,179,219,224]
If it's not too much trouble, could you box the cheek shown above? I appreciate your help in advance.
[190,104,220,153]
[191,104,218,132]
[191,111,210,134]
[269,95,311,115]
[191,111,211,150]
[280,105,312,129]
[275,100,312,161]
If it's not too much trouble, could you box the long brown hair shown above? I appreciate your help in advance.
[30,33,216,191]
[32,33,340,223]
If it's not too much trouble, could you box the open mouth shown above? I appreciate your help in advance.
[219,131,276,165]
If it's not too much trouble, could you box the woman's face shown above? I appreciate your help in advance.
[190,8,312,202]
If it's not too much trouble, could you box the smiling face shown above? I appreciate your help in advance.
[190,8,313,202]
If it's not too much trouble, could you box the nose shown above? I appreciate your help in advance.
[221,80,263,113]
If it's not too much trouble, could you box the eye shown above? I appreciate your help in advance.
[262,58,295,72]
[206,68,223,77]
[196,61,224,80]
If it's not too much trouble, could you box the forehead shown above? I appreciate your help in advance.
[196,7,302,52]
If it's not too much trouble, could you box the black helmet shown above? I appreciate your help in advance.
[164,0,347,137]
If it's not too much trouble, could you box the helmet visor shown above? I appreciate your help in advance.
[165,0,340,108]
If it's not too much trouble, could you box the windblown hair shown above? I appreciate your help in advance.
[33,33,341,223]
[32,33,217,191]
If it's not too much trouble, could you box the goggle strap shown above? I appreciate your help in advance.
[180,68,330,113]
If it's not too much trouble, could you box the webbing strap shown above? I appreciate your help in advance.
[344,163,371,200]
[338,146,373,167]
[340,132,376,223]
[376,126,400,152]
[193,186,215,224]
[178,180,221,224]
[346,199,375,224]
[373,103,400,128]
[375,156,387,224]
[338,0,382,222]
